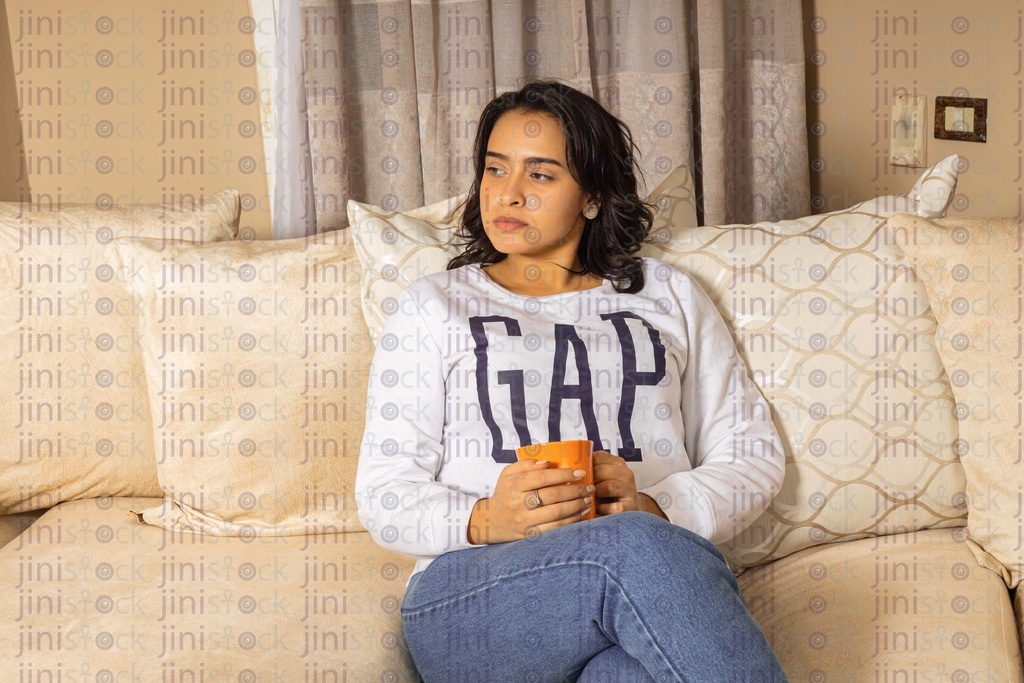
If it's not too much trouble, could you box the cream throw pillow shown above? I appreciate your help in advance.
[349,164,699,343]
[0,191,240,513]
[888,213,1024,588]
[111,230,372,536]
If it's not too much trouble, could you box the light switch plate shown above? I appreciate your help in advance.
[890,94,927,167]
[934,96,988,143]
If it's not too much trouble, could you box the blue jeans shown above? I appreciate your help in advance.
[401,511,788,682]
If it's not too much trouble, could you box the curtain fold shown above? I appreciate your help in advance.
[273,0,317,238]
[694,0,810,224]
[288,0,809,235]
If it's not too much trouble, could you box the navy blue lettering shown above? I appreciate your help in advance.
[498,369,530,457]
[600,312,667,461]
[548,324,604,450]
[469,316,529,463]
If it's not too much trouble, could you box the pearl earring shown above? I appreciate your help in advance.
[583,204,599,219]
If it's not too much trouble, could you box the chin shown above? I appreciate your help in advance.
[483,232,521,255]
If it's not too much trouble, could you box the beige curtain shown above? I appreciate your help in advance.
[295,0,809,234]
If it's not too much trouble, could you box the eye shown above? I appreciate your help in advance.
[531,172,553,181]
[485,166,505,176]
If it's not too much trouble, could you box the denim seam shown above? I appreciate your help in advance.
[401,559,683,680]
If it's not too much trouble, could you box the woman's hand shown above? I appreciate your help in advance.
[467,459,594,545]
[593,450,640,515]
[594,450,669,520]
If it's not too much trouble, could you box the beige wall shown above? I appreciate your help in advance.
[804,0,1022,218]
[13,2,1017,228]
[4,0,271,238]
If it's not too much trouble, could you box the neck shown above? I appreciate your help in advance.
[485,256,600,295]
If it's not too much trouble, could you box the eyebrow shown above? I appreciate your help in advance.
[485,151,565,169]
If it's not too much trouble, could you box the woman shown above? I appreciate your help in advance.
[356,80,789,682]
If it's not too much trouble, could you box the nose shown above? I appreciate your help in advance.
[498,169,525,207]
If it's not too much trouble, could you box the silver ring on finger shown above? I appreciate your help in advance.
[530,491,543,509]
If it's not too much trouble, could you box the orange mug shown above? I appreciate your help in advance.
[515,440,596,520]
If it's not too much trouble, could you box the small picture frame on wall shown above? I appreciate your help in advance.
[934,96,987,143]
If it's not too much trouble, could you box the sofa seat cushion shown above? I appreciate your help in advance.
[0,497,419,682]
[739,527,1023,681]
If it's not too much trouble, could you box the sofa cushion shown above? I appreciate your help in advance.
[349,193,466,344]
[0,191,241,514]
[111,229,371,535]
[349,163,698,343]
[887,214,1024,589]
[633,155,965,571]
[905,154,959,218]
[0,497,418,680]
[644,162,700,239]
[740,527,1023,681]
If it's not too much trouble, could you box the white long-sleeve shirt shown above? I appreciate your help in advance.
[356,257,786,586]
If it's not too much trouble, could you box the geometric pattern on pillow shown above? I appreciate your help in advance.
[349,164,699,344]
[637,156,967,571]
[0,190,241,513]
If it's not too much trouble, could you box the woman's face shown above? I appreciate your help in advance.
[479,110,595,263]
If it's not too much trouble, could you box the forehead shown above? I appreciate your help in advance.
[487,111,567,159]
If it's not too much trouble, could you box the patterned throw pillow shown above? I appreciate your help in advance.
[636,155,965,570]
[0,190,240,513]
[887,213,1024,589]
[349,164,699,343]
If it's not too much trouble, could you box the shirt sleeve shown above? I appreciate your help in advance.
[355,283,482,559]
[638,271,786,545]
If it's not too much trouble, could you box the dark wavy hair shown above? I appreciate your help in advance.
[446,80,656,294]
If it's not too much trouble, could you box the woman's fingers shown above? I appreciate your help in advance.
[537,482,593,504]
[528,496,594,536]
[595,479,625,497]
[491,460,594,542]
[516,467,587,493]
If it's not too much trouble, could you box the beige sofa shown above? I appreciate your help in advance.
[1,158,1023,681]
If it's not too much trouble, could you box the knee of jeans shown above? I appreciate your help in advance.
[603,512,730,575]
[400,571,427,614]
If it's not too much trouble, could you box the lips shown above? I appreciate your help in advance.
[494,215,527,231]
